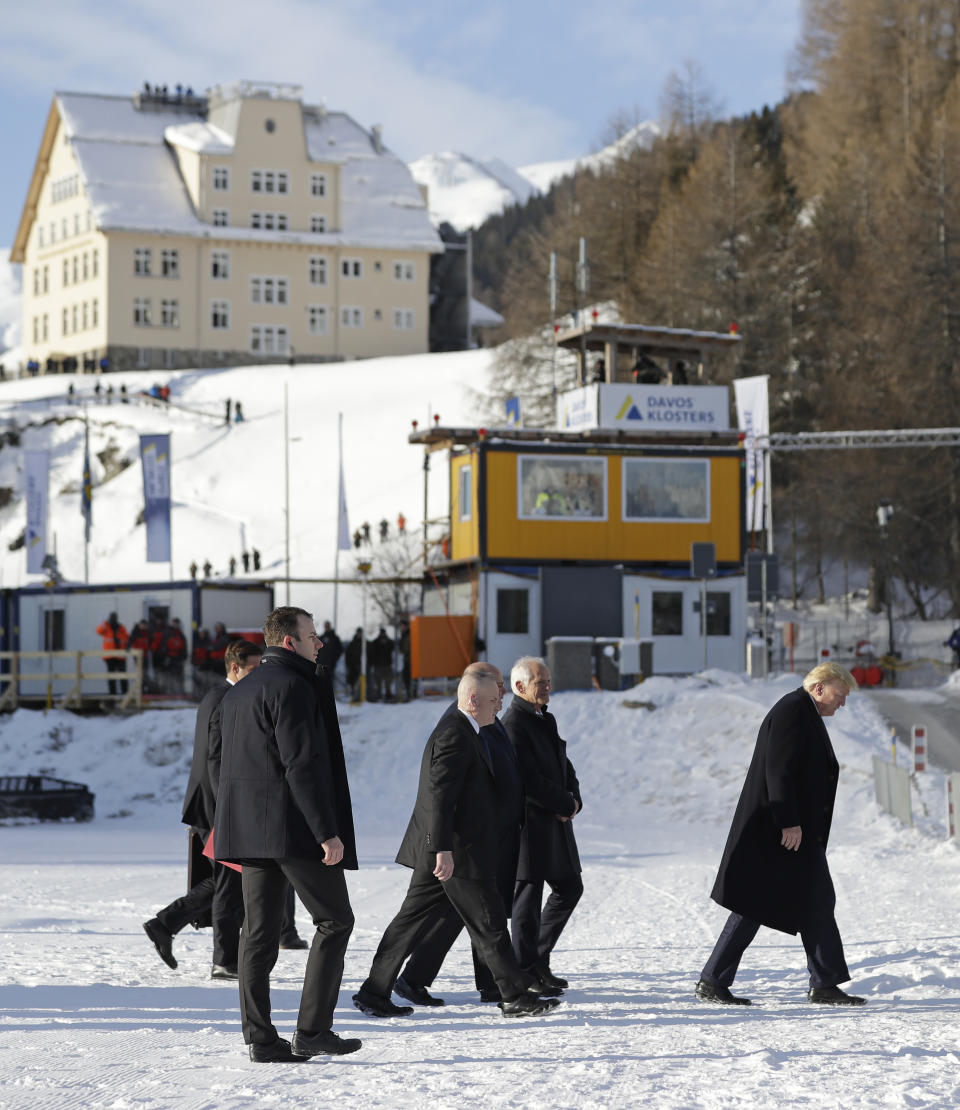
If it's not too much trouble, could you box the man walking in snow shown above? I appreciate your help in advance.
[696,662,866,1007]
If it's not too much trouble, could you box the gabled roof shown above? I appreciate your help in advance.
[12,90,442,260]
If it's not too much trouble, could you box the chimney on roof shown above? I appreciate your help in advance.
[371,123,383,155]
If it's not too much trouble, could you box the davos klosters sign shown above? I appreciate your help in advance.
[557,384,730,432]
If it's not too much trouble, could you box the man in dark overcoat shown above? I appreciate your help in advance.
[394,662,527,1006]
[697,662,867,1007]
[214,606,361,1063]
[501,656,583,993]
[143,639,260,978]
[352,672,558,1019]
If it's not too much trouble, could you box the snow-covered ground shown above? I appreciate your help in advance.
[1,671,958,1108]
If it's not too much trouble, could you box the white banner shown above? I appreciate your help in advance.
[25,450,49,574]
[558,384,730,432]
[733,376,770,534]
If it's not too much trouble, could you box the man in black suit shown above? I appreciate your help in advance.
[394,662,526,1006]
[697,662,866,1007]
[214,606,361,1063]
[353,672,559,1019]
[143,639,260,978]
[502,656,583,993]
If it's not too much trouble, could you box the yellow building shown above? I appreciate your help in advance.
[11,80,442,372]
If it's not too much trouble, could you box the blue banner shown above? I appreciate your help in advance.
[140,434,171,563]
[25,450,49,574]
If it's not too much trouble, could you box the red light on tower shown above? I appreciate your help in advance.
[433,413,440,425]
[729,321,740,335]
[411,419,418,430]
[591,309,599,321]
[478,427,487,440]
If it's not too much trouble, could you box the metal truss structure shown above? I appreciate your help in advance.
[767,427,960,451]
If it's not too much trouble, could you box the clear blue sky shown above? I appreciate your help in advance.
[0,0,803,247]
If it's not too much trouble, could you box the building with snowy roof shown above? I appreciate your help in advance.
[11,80,444,372]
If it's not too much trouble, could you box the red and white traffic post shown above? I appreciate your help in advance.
[911,725,926,773]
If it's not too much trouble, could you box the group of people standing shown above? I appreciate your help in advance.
[143,606,867,1064]
[97,612,188,696]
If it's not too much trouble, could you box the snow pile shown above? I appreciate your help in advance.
[0,674,958,1106]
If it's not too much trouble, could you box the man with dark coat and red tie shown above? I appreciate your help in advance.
[352,671,559,1019]
[696,662,867,1007]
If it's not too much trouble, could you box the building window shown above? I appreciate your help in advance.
[38,226,45,248]
[277,171,288,194]
[73,213,80,236]
[374,308,382,321]
[62,218,68,239]
[90,301,97,328]
[252,170,286,194]
[43,265,49,293]
[308,256,327,285]
[212,166,229,191]
[72,256,79,284]
[340,306,362,328]
[393,309,415,330]
[251,170,262,193]
[32,317,38,343]
[161,249,180,278]
[82,302,88,330]
[518,455,607,520]
[82,253,89,281]
[458,465,472,521]
[250,276,289,305]
[652,592,683,636]
[62,307,68,336]
[134,247,152,276]
[42,608,66,651]
[33,269,39,296]
[63,259,69,287]
[497,589,529,635]
[622,458,710,522]
[393,260,415,282]
[92,250,99,278]
[250,324,289,354]
[310,214,326,233]
[307,305,328,335]
[310,172,327,197]
[341,257,363,279]
[161,298,179,327]
[42,314,49,340]
[133,297,152,326]
[211,300,230,329]
[212,209,229,227]
[211,250,230,279]
[72,305,78,332]
[705,591,732,637]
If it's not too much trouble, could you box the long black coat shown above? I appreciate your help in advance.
[710,687,840,935]
[181,681,229,833]
[501,695,582,881]
[395,710,500,880]
[213,648,357,868]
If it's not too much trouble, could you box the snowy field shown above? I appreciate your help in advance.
[1,672,959,1109]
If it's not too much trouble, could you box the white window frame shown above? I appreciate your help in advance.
[210,299,230,330]
[212,209,229,227]
[63,258,69,287]
[458,465,472,522]
[341,257,363,279]
[133,297,152,327]
[310,214,326,233]
[82,302,88,330]
[161,248,180,278]
[308,255,328,285]
[621,457,711,524]
[42,313,49,340]
[250,276,289,306]
[92,251,99,278]
[211,250,230,280]
[134,247,152,276]
[72,256,79,284]
[393,308,415,330]
[393,260,415,282]
[307,305,328,335]
[310,172,327,197]
[160,298,179,328]
[212,166,230,191]
[517,454,608,521]
[340,306,363,328]
[250,324,289,355]
[90,302,97,328]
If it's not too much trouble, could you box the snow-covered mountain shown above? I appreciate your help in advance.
[410,120,661,232]
[0,248,21,358]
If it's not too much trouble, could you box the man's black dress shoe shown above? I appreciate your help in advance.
[352,989,414,1017]
[500,993,561,1017]
[808,985,866,1006]
[394,975,444,1006]
[532,982,563,998]
[479,986,501,1003]
[291,1030,362,1057]
[143,919,177,969]
[248,1038,310,1063]
[534,964,568,990]
[695,978,752,1005]
[211,964,238,980]
[279,934,309,950]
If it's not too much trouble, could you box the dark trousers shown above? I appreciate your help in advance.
[512,875,583,971]
[239,858,354,1046]
[156,876,215,936]
[362,865,533,1002]
[156,864,244,966]
[105,656,127,696]
[701,849,850,989]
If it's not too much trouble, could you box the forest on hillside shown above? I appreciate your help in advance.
[471,0,960,619]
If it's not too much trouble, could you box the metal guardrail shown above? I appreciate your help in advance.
[0,649,144,710]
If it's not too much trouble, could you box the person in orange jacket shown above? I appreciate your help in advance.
[164,618,188,693]
[96,612,129,697]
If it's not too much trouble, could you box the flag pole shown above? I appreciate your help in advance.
[83,407,90,583]
[334,412,343,629]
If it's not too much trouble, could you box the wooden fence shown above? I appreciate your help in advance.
[0,649,144,711]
